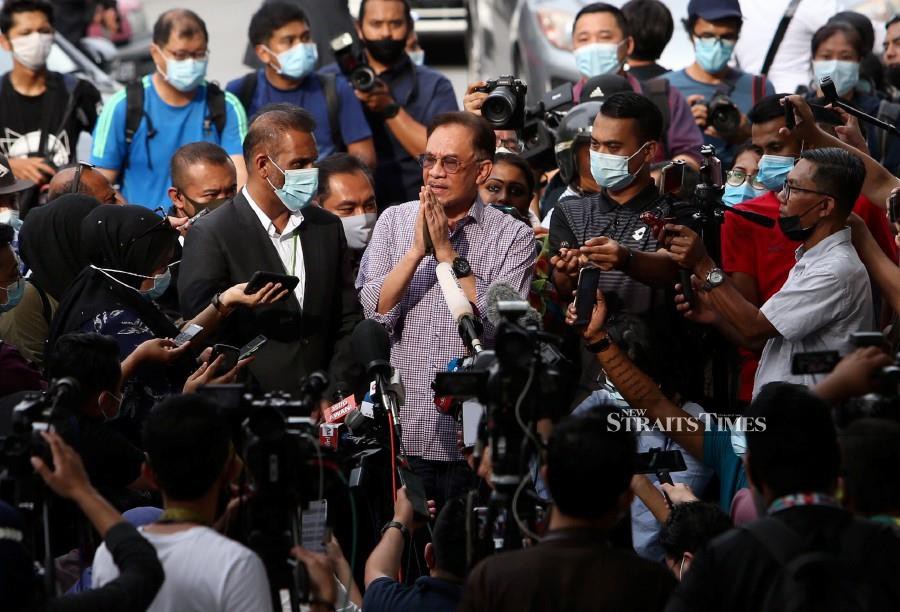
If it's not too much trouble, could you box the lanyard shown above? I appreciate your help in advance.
[768,492,840,515]
[290,232,298,275]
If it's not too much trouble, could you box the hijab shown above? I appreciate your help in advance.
[49,205,181,346]
[18,194,101,301]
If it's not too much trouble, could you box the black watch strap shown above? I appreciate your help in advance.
[381,520,410,542]
[586,336,612,353]
[381,103,401,119]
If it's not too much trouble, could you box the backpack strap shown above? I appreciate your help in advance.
[751,75,767,107]
[235,72,258,115]
[204,81,227,136]
[26,278,52,327]
[124,80,146,147]
[761,0,803,76]
[319,72,345,152]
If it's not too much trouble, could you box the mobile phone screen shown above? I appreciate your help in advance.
[239,335,267,360]
[174,324,203,347]
[574,267,602,326]
[301,500,328,553]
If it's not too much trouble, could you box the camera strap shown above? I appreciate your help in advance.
[760,0,803,77]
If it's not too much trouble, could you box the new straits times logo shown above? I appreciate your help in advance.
[606,409,767,434]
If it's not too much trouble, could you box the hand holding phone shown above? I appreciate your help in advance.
[209,344,239,377]
[574,266,602,326]
[174,323,203,347]
[244,271,299,297]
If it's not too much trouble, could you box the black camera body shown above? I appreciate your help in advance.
[476,75,528,130]
[331,32,376,92]
[692,94,742,135]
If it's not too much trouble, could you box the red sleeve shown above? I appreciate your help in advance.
[721,213,756,276]
[855,196,898,263]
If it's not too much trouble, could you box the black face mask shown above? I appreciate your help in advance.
[777,200,824,242]
[886,64,900,89]
[364,37,406,65]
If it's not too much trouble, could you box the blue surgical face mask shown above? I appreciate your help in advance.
[267,156,318,212]
[813,59,860,97]
[574,41,623,77]
[0,277,24,312]
[409,49,425,66]
[159,54,208,92]
[756,154,796,192]
[269,42,317,80]
[694,37,735,74]
[589,142,649,191]
[722,182,758,207]
[0,209,22,232]
[730,429,747,457]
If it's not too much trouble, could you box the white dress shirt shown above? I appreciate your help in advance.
[242,187,305,309]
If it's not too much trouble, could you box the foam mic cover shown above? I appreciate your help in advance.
[435,262,473,322]
[351,319,391,377]
[485,281,543,330]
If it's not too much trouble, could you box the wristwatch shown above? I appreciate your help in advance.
[586,334,612,353]
[452,256,473,278]
[381,520,410,543]
[381,102,401,119]
[702,267,726,292]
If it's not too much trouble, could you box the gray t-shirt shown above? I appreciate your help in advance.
[754,228,873,397]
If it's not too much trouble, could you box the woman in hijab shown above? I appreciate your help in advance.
[0,194,100,367]
[49,205,285,441]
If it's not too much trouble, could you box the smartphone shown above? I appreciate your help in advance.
[244,271,299,297]
[890,192,900,224]
[658,160,685,196]
[791,351,840,375]
[210,344,239,376]
[397,467,430,520]
[850,332,887,348]
[634,449,687,475]
[784,98,796,130]
[238,335,267,360]
[574,266,602,326]
[186,207,211,227]
[173,323,203,347]
[301,499,329,553]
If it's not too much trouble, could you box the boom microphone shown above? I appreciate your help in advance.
[485,282,542,330]
[436,262,484,354]
[351,319,391,377]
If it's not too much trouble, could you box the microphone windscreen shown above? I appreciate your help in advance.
[485,282,523,326]
[351,319,391,376]
[436,262,473,322]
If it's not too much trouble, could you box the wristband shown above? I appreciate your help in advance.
[381,520,410,542]
[381,103,401,119]
[586,335,612,353]
[211,292,233,316]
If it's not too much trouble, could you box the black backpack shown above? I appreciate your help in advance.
[123,78,227,170]
[743,516,880,612]
[233,71,344,152]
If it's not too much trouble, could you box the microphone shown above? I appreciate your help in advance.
[819,75,838,103]
[351,320,405,451]
[435,262,484,354]
[818,75,900,137]
[485,281,542,330]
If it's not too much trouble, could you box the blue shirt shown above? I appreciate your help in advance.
[663,68,774,167]
[323,56,458,206]
[225,70,371,159]
[90,76,247,207]
[703,424,748,511]
[363,576,461,612]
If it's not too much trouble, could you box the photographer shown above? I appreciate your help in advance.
[90,394,274,612]
[5,431,165,611]
[664,0,774,168]
[666,148,874,397]
[324,0,457,207]
[363,488,461,612]
[460,412,676,612]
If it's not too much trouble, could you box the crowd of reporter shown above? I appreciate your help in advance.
[1,0,900,610]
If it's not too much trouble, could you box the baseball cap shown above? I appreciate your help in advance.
[580,73,631,104]
[687,0,742,21]
[0,155,35,196]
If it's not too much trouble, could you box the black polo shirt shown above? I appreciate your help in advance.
[549,183,664,315]
[363,576,461,612]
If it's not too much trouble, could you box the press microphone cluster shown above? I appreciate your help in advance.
[436,262,484,355]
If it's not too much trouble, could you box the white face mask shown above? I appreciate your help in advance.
[11,32,54,70]
[340,213,377,250]
[0,208,22,232]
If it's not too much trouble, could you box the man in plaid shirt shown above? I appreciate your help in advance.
[357,111,536,505]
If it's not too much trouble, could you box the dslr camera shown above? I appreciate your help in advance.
[331,32,377,92]
[476,75,528,130]
[692,93,742,135]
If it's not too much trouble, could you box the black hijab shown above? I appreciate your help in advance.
[18,195,101,301]
[48,205,181,346]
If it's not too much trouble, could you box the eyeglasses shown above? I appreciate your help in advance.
[70,161,95,194]
[496,139,524,153]
[125,207,174,250]
[417,154,486,174]
[780,182,835,201]
[163,48,210,62]
[726,169,766,190]
[694,32,739,44]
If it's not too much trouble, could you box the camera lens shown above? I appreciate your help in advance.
[709,97,741,134]
[482,86,518,127]
[352,66,376,92]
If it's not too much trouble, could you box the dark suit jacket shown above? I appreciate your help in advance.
[178,192,361,397]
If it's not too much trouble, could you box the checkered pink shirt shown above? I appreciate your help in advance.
[356,198,536,461]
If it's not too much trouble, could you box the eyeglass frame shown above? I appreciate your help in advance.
[780,181,836,202]
[70,161,96,194]
[417,153,488,174]
[725,169,766,191]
